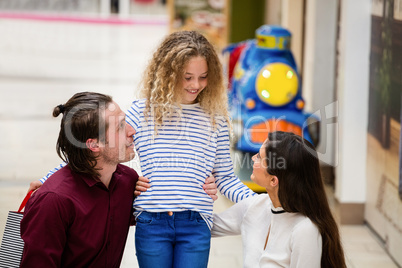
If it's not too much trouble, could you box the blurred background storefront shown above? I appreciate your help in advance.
[0,0,401,266]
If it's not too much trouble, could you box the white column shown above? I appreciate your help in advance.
[302,0,338,166]
[100,0,111,17]
[281,0,304,73]
[265,0,282,25]
[335,0,371,204]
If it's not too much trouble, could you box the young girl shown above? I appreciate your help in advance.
[31,30,255,268]
[211,131,346,268]
[127,30,255,268]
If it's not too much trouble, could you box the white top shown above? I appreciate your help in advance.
[126,99,255,229]
[212,194,322,268]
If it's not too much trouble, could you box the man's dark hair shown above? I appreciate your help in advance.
[53,92,113,178]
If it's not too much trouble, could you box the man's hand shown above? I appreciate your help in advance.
[203,176,218,201]
[27,180,42,194]
[134,176,150,196]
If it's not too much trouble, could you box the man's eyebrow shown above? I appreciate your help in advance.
[117,116,126,125]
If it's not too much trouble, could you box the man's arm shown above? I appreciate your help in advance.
[20,192,69,267]
[27,163,67,193]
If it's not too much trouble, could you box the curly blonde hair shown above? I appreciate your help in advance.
[140,30,230,131]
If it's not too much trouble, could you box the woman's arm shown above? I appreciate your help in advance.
[211,195,255,237]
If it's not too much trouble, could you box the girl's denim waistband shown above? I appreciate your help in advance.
[137,210,200,220]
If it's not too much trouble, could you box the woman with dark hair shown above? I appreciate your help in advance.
[212,131,346,268]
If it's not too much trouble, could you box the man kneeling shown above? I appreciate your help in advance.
[20,92,138,267]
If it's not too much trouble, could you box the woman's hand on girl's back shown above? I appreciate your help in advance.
[203,176,218,201]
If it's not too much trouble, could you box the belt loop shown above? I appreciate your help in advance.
[190,211,195,220]
[156,212,160,220]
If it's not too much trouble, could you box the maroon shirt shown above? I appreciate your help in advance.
[20,164,138,268]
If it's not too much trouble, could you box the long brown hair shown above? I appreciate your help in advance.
[266,131,346,268]
[53,92,113,178]
[140,30,229,131]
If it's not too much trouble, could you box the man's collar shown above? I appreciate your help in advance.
[79,165,122,189]
[80,173,101,188]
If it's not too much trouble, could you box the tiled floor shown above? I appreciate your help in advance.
[0,6,400,268]
[0,184,399,267]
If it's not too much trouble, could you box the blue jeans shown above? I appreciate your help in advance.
[135,211,211,268]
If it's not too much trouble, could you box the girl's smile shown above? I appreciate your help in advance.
[181,56,208,104]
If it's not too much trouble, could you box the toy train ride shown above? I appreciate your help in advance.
[224,25,320,192]
[224,25,320,154]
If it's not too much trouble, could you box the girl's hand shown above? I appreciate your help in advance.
[134,176,150,196]
[27,180,42,194]
[203,176,218,201]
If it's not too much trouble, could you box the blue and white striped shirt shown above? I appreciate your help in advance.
[126,99,255,229]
